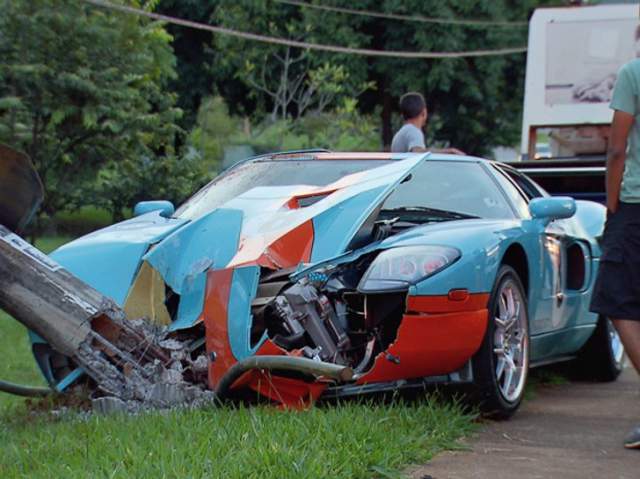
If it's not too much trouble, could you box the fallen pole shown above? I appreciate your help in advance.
[0,225,172,401]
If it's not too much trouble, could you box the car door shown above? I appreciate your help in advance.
[491,166,571,332]
[494,165,593,357]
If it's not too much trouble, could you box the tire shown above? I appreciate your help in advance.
[471,265,530,419]
[573,316,624,382]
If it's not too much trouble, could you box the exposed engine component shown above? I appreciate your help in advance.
[250,254,408,375]
[273,279,351,365]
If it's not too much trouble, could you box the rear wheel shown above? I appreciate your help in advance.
[472,265,529,419]
[573,317,624,382]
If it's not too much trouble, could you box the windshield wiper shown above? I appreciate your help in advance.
[381,206,479,220]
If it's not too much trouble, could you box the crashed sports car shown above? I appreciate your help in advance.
[32,150,624,416]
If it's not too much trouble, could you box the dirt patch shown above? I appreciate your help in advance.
[411,367,640,479]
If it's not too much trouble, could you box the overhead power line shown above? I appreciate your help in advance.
[274,0,528,28]
[84,0,527,59]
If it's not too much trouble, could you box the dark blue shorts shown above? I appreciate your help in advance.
[590,202,640,320]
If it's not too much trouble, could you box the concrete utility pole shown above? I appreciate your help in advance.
[0,145,191,406]
[0,224,172,400]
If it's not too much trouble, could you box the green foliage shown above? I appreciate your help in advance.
[0,352,475,479]
[211,0,373,121]
[92,148,206,221]
[0,0,188,220]
[189,96,243,172]
[188,96,381,170]
[0,0,560,223]
[201,0,556,155]
[155,0,218,129]
[49,206,116,236]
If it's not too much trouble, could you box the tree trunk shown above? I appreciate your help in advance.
[380,81,393,150]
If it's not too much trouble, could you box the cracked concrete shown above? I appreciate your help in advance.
[411,367,640,479]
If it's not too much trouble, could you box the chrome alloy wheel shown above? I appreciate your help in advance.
[493,278,529,403]
[609,320,625,367]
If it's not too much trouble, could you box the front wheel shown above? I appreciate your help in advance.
[471,265,530,419]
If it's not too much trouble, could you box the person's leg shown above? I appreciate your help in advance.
[611,319,640,374]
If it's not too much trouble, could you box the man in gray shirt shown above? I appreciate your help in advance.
[590,56,640,450]
[391,92,463,154]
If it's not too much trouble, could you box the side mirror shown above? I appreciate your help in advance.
[529,196,576,223]
[133,200,175,218]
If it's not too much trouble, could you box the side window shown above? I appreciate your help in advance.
[502,167,545,200]
[491,166,531,218]
[382,161,515,219]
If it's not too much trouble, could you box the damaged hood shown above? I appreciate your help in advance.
[52,154,430,331]
[51,211,188,305]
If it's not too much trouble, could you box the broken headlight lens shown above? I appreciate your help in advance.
[358,245,461,293]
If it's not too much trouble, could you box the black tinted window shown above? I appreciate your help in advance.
[497,166,545,200]
[490,167,530,218]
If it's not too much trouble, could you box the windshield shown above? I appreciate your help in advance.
[174,159,393,220]
[381,161,515,219]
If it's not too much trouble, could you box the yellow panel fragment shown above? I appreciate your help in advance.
[124,261,172,326]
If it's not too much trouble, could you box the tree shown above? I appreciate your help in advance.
[0,0,183,222]
[364,0,538,155]
[155,0,218,130]
[199,0,556,155]
[210,0,372,122]
[92,147,205,222]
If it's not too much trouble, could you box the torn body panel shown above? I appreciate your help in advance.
[127,155,428,334]
[50,211,188,306]
[0,225,209,406]
[356,294,489,384]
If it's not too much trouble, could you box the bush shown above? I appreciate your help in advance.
[188,96,381,171]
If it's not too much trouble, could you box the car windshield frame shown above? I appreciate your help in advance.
[173,157,520,222]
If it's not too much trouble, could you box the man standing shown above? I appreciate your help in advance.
[590,57,640,450]
[390,92,463,154]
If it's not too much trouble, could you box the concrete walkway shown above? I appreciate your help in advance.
[411,368,640,479]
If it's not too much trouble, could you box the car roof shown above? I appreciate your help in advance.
[256,150,490,164]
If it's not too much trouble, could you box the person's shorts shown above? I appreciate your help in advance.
[590,201,640,320]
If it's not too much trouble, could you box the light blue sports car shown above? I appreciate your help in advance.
[35,151,624,416]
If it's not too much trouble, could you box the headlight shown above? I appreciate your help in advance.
[358,245,461,293]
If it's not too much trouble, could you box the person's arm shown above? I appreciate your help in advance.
[607,110,634,213]
[606,65,636,213]
[406,125,427,153]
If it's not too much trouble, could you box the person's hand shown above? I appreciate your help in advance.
[607,200,618,216]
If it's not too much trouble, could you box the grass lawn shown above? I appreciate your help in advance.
[0,236,476,478]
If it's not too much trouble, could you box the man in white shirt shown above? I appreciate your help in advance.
[391,92,463,155]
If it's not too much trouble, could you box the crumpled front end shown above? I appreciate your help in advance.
[203,245,490,408]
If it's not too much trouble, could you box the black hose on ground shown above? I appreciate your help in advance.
[0,379,52,397]
[215,355,353,399]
